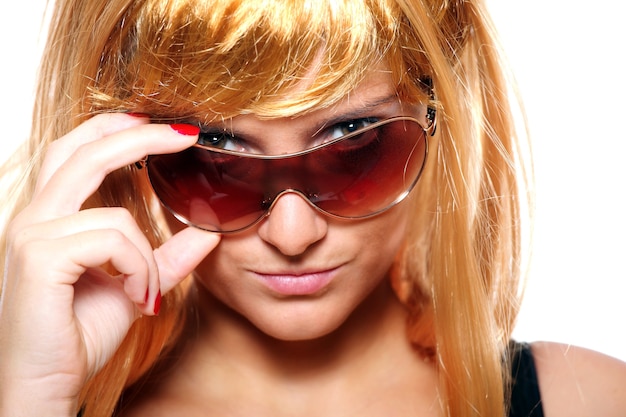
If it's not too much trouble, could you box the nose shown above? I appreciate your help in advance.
[256,192,328,256]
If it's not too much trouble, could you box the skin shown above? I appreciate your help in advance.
[122,73,443,415]
[2,68,626,416]
[533,342,626,417]
[0,114,221,416]
[186,75,427,342]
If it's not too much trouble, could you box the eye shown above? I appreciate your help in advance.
[328,118,379,140]
[197,130,240,151]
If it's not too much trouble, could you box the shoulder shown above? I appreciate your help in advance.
[530,341,626,417]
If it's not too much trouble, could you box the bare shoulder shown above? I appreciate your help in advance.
[531,341,626,417]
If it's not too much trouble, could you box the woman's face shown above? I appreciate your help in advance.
[167,69,427,341]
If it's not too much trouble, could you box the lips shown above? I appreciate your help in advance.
[254,268,338,296]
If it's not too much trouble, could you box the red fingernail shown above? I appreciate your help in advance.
[170,124,200,136]
[127,112,150,118]
[144,288,150,304]
[154,290,162,315]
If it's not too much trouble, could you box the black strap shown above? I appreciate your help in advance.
[509,341,544,417]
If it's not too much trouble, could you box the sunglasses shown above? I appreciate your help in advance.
[143,116,433,233]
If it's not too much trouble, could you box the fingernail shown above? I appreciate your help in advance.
[127,112,150,118]
[144,288,150,304]
[170,123,200,136]
[154,290,162,315]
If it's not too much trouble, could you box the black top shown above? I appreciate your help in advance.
[509,341,545,417]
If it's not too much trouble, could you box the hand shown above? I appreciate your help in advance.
[0,113,221,416]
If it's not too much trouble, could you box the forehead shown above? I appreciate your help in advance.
[274,62,397,117]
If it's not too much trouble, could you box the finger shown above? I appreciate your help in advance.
[20,229,156,315]
[32,122,198,218]
[153,227,221,294]
[12,207,159,305]
[35,113,151,195]
[14,207,153,252]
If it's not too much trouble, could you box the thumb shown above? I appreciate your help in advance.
[153,228,221,294]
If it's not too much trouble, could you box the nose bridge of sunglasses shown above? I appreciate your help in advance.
[261,188,330,218]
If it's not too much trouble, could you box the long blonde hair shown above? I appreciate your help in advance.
[0,0,532,416]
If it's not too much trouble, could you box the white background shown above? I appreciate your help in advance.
[487,1,626,361]
[1,2,624,361]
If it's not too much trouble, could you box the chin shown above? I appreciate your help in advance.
[245,300,353,342]
[258,321,340,342]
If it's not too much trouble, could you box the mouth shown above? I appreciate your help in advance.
[253,267,339,296]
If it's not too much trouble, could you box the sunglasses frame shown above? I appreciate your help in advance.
[139,111,436,233]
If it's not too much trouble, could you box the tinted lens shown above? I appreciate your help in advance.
[147,117,427,232]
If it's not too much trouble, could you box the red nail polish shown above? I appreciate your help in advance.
[144,288,150,304]
[127,112,150,118]
[154,290,162,315]
[170,124,200,136]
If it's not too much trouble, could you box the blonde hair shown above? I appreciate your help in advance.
[0,0,532,416]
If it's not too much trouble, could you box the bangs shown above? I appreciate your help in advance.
[91,0,430,121]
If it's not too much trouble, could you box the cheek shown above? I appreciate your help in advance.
[192,231,260,300]
[357,204,411,260]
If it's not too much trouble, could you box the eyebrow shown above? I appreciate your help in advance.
[195,92,404,141]
[312,93,402,135]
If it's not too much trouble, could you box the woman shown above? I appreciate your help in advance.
[1,0,624,416]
